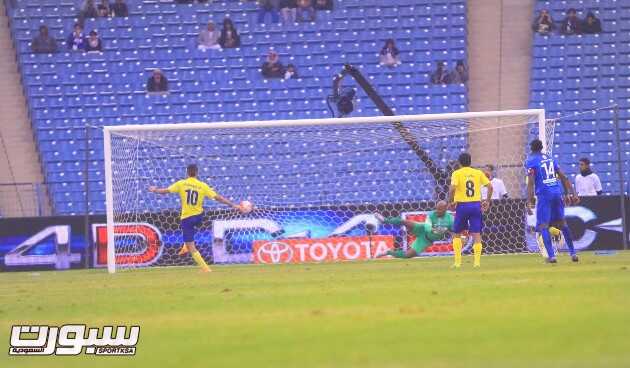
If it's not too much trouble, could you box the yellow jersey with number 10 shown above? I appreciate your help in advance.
[450,167,490,203]
[168,177,217,219]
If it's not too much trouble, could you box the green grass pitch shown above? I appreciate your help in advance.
[2,252,630,368]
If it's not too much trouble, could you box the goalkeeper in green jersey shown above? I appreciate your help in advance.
[376,201,455,258]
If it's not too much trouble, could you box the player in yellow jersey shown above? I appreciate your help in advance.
[447,153,493,268]
[149,164,248,273]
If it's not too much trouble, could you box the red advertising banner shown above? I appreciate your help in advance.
[252,235,395,264]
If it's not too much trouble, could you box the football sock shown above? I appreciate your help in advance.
[536,233,547,257]
[540,228,555,259]
[473,242,482,267]
[452,237,462,267]
[561,225,576,256]
[191,250,211,272]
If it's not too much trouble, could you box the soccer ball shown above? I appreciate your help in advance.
[240,200,253,214]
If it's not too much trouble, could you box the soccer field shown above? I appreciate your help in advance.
[2,252,630,368]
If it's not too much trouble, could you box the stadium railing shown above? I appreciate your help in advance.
[0,182,51,218]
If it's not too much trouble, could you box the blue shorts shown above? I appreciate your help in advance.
[536,193,564,228]
[453,202,483,233]
[181,214,203,243]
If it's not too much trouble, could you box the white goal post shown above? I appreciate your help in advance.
[103,109,548,273]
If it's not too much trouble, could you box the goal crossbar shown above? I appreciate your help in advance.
[103,109,546,133]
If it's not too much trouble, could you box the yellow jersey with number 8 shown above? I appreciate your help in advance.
[168,177,217,219]
[450,167,490,203]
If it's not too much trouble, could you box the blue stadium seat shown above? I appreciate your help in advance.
[7,0,473,214]
[530,0,630,194]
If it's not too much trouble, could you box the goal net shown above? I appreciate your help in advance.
[103,110,553,272]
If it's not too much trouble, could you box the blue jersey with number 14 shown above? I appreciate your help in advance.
[525,153,562,197]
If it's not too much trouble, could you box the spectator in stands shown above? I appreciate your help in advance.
[582,12,602,34]
[284,64,299,79]
[219,18,241,49]
[532,9,555,35]
[147,69,169,93]
[66,23,86,51]
[110,0,129,17]
[449,60,468,84]
[430,61,449,84]
[80,0,99,19]
[258,0,280,24]
[379,39,401,68]
[313,0,333,10]
[280,0,297,24]
[560,8,582,35]
[31,25,58,54]
[261,50,285,78]
[575,157,603,196]
[296,0,315,22]
[198,21,221,51]
[97,0,110,17]
[481,165,508,199]
[85,30,103,52]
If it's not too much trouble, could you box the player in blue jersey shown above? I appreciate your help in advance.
[525,139,579,263]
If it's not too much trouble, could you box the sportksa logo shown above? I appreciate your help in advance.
[9,324,139,356]
[252,236,394,264]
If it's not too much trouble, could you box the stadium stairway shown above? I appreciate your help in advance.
[467,0,535,197]
[468,0,535,112]
[0,0,50,217]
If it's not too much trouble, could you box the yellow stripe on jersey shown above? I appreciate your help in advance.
[168,177,218,219]
[450,167,490,203]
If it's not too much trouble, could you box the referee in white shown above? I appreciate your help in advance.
[575,157,603,196]
[481,164,508,199]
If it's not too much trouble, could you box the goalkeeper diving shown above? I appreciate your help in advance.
[149,164,250,273]
[375,201,459,258]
